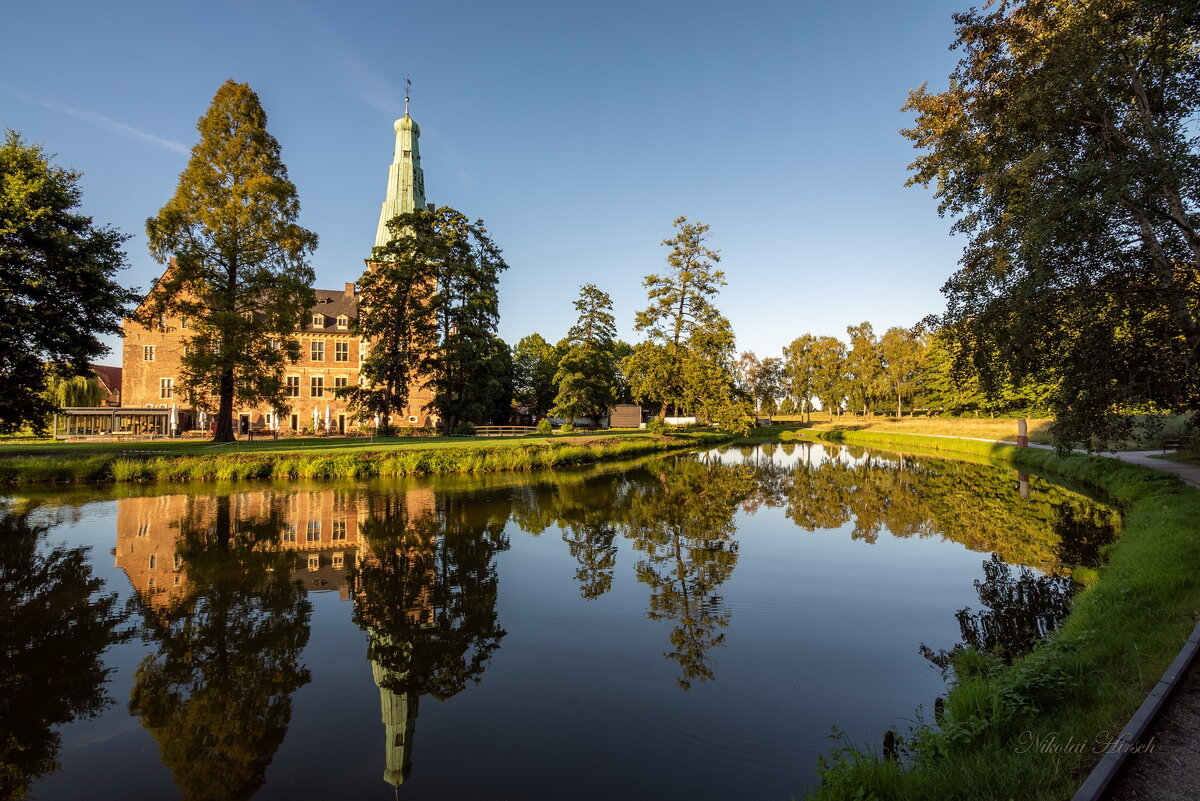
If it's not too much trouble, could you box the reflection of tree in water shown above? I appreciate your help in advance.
[623,457,756,689]
[781,447,1120,571]
[350,492,508,789]
[509,471,648,601]
[0,506,128,800]
[921,554,1074,669]
[128,495,312,801]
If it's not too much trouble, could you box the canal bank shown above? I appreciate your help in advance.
[0,431,731,486]
[788,427,1200,801]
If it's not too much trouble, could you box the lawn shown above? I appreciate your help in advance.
[0,429,724,485]
[0,429,649,458]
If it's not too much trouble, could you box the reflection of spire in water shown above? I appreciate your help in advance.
[371,644,418,789]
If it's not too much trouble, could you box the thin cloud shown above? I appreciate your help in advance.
[291,2,405,116]
[37,99,189,155]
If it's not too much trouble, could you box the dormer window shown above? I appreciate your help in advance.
[312,314,325,327]
[336,315,349,329]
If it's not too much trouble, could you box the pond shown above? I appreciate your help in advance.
[3,442,1120,801]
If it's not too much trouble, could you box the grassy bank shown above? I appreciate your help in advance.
[790,428,1200,801]
[0,431,728,486]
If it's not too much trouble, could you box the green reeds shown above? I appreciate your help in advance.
[0,431,732,486]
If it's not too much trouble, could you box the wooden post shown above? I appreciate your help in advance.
[1017,417,1028,448]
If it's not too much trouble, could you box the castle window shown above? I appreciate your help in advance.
[286,376,300,397]
[334,376,348,389]
[332,553,345,569]
[242,311,254,322]
[311,341,325,361]
[160,378,174,399]
[290,413,299,430]
[336,315,349,329]
[332,520,347,541]
[180,316,188,329]
[310,376,324,397]
[149,554,157,569]
[143,346,155,361]
[306,520,320,542]
[283,522,296,542]
[307,554,321,571]
[335,342,349,362]
[311,314,325,327]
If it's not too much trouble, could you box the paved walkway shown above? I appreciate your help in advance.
[1102,450,1200,490]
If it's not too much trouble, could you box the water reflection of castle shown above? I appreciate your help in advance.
[114,487,438,794]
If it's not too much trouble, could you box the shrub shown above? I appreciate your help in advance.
[451,422,476,437]
[536,418,553,435]
[646,418,668,434]
[559,423,576,434]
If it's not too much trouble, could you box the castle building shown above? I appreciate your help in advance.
[121,109,436,435]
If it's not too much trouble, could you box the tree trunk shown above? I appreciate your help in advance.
[897,390,902,419]
[213,368,235,442]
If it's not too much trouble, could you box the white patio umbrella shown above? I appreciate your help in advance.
[312,407,319,431]
[170,403,177,437]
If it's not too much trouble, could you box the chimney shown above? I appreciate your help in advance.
[427,203,435,212]
[344,282,355,297]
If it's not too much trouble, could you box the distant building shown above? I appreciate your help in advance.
[90,364,122,406]
[121,109,437,435]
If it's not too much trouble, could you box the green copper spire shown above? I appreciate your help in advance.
[374,99,427,249]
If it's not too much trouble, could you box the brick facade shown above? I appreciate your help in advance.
[121,280,437,434]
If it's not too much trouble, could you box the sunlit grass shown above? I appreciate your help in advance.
[0,431,729,485]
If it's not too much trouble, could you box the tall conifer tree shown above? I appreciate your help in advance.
[552,284,619,426]
[143,80,317,442]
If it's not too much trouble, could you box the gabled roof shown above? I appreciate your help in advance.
[91,364,122,393]
[304,288,357,332]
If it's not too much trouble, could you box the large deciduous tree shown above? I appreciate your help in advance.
[143,80,317,442]
[904,0,1200,447]
[552,284,620,426]
[340,210,439,434]
[512,333,560,418]
[420,208,510,433]
[879,326,923,418]
[625,217,749,431]
[0,131,135,433]
[353,206,509,434]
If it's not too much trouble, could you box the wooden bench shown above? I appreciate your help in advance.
[246,429,278,441]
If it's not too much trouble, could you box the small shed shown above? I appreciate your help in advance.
[609,404,643,428]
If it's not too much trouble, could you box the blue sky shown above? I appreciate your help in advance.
[2,0,970,365]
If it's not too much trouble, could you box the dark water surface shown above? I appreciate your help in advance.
[3,442,1120,801]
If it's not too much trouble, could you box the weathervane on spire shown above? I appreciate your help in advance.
[404,76,411,115]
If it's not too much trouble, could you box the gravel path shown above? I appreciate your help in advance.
[1103,659,1200,800]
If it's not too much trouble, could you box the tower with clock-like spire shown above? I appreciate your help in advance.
[374,84,427,249]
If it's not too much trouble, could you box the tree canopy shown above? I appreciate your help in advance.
[512,333,561,417]
[624,217,750,431]
[552,284,620,425]
[143,80,317,442]
[904,0,1200,447]
[340,208,440,433]
[0,131,135,433]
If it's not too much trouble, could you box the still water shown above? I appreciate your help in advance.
[3,442,1119,801]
